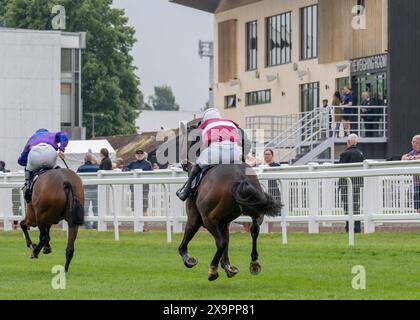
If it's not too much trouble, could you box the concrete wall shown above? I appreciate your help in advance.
[0,29,62,171]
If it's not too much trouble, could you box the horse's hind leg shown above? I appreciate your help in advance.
[65,226,79,272]
[43,225,52,254]
[220,223,239,278]
[179,200,201,269]
[31,225,48,259]
[249,217,262,275]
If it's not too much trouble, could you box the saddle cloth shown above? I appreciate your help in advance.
[29,167,60,193]
[188,165,214,199]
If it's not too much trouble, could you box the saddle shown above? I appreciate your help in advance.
[29,166,60,194]
[188,165,214,199]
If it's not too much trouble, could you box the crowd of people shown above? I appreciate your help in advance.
[320,86,383,138]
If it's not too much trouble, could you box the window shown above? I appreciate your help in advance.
[300,5,318,60]
[61,84,72,126]
[246,21,258,71]
[225,95,237,109]
[61,49,72,72]
[267,12,292,66]
[300,82,319,112]
[246,90,271,106]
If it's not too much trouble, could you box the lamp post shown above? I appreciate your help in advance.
[199,40,214,108]
[85,112,104,138]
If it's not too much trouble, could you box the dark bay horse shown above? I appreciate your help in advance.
[178,123,282,281]
[20,169,85,272]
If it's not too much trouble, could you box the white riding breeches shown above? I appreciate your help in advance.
[26,143,58,172]
[196,141,242,168]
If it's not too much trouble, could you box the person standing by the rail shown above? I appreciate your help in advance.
[339,134,365,233]
[402,135,420,212]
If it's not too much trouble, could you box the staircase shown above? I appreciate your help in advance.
[248,106,388,165]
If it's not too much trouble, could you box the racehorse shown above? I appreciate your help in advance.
[20,169,85,272]
[178,122,283,281]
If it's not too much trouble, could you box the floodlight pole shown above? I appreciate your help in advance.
[199,40,214,108]
[85,112,104,138]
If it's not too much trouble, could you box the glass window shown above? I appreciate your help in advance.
[61,83,72,126]
[300,82,319,112]
[300,5,318,60]
[225,95,237,109]
[267,12,292,66]
[246,89,271,106]
[246,21,258,71]
[61,49,72,72]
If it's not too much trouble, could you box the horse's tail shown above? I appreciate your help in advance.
[63,181,84,227]
[232,179,283,217]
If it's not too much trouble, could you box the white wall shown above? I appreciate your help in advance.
[0,29,63,172]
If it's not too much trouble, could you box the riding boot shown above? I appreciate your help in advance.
[23,170,34,203]
[176,165,202,201]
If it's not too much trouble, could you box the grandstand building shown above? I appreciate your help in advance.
[0,28,86,171]
[171,0,420,162]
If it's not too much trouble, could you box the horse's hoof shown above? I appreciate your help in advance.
[224,265,240,278]
[30,253,38,259]
[249,261,261,275]
[184,257,198,269]
[43,246,52,254]
[208,267,219,281]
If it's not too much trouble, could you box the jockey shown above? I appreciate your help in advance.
[18,128,69,203]
[177,108,243,201]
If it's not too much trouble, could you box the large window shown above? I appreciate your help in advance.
[300,5,318,60]
[300,82,319,112]
[225,95,237,109]
[246,21,258,71]
[267,12,292,66]
[246,90,271,106]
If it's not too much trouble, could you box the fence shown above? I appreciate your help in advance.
[1,160,420,246]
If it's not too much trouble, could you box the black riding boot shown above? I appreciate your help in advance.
[176,165,202,201]
[23,170,34,203]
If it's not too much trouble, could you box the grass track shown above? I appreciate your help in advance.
[0,230,419,300]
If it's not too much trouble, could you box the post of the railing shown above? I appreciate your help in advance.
[363,160,376,233]
[162,184,172,243]
[357,106,361,137]
[308,163,320,234]
[347,177,355,247]
[171,168,183,233]
[257,166,269,234]
[109,185,119,241]
[279,180,288,245]
[97,171,108,231]
[1,174,13,231]
[133,170,144,233]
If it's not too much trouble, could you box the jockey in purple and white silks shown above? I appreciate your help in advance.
[18,128,69,203]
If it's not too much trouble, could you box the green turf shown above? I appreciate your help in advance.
[0,230,419,300]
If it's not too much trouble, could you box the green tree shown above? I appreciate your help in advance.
[148,85,180,111]
[2,0,141,138]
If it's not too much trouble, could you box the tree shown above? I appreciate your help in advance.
[148,85,180,111]
[2,0,142,138]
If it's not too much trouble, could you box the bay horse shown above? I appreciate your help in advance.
[20,168,85,272]
[178,122,282,281]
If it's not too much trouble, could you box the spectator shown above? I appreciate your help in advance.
[124,150,153,228]
[332,91,343,137]
[341,86,354,136]
[402,135,420,212]
[113,158,124,170]
[360,91,378,138]
[320,99,332,139]
[77,152,99,173]
[99,148,112,170]
[339,134,365,233]
[0,160,8,173]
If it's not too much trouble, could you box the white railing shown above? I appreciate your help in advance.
[1,160,420,246]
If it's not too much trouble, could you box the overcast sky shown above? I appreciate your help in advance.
[112,0,213,112]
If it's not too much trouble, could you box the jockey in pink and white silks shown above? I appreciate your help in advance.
[177,108,243,201]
